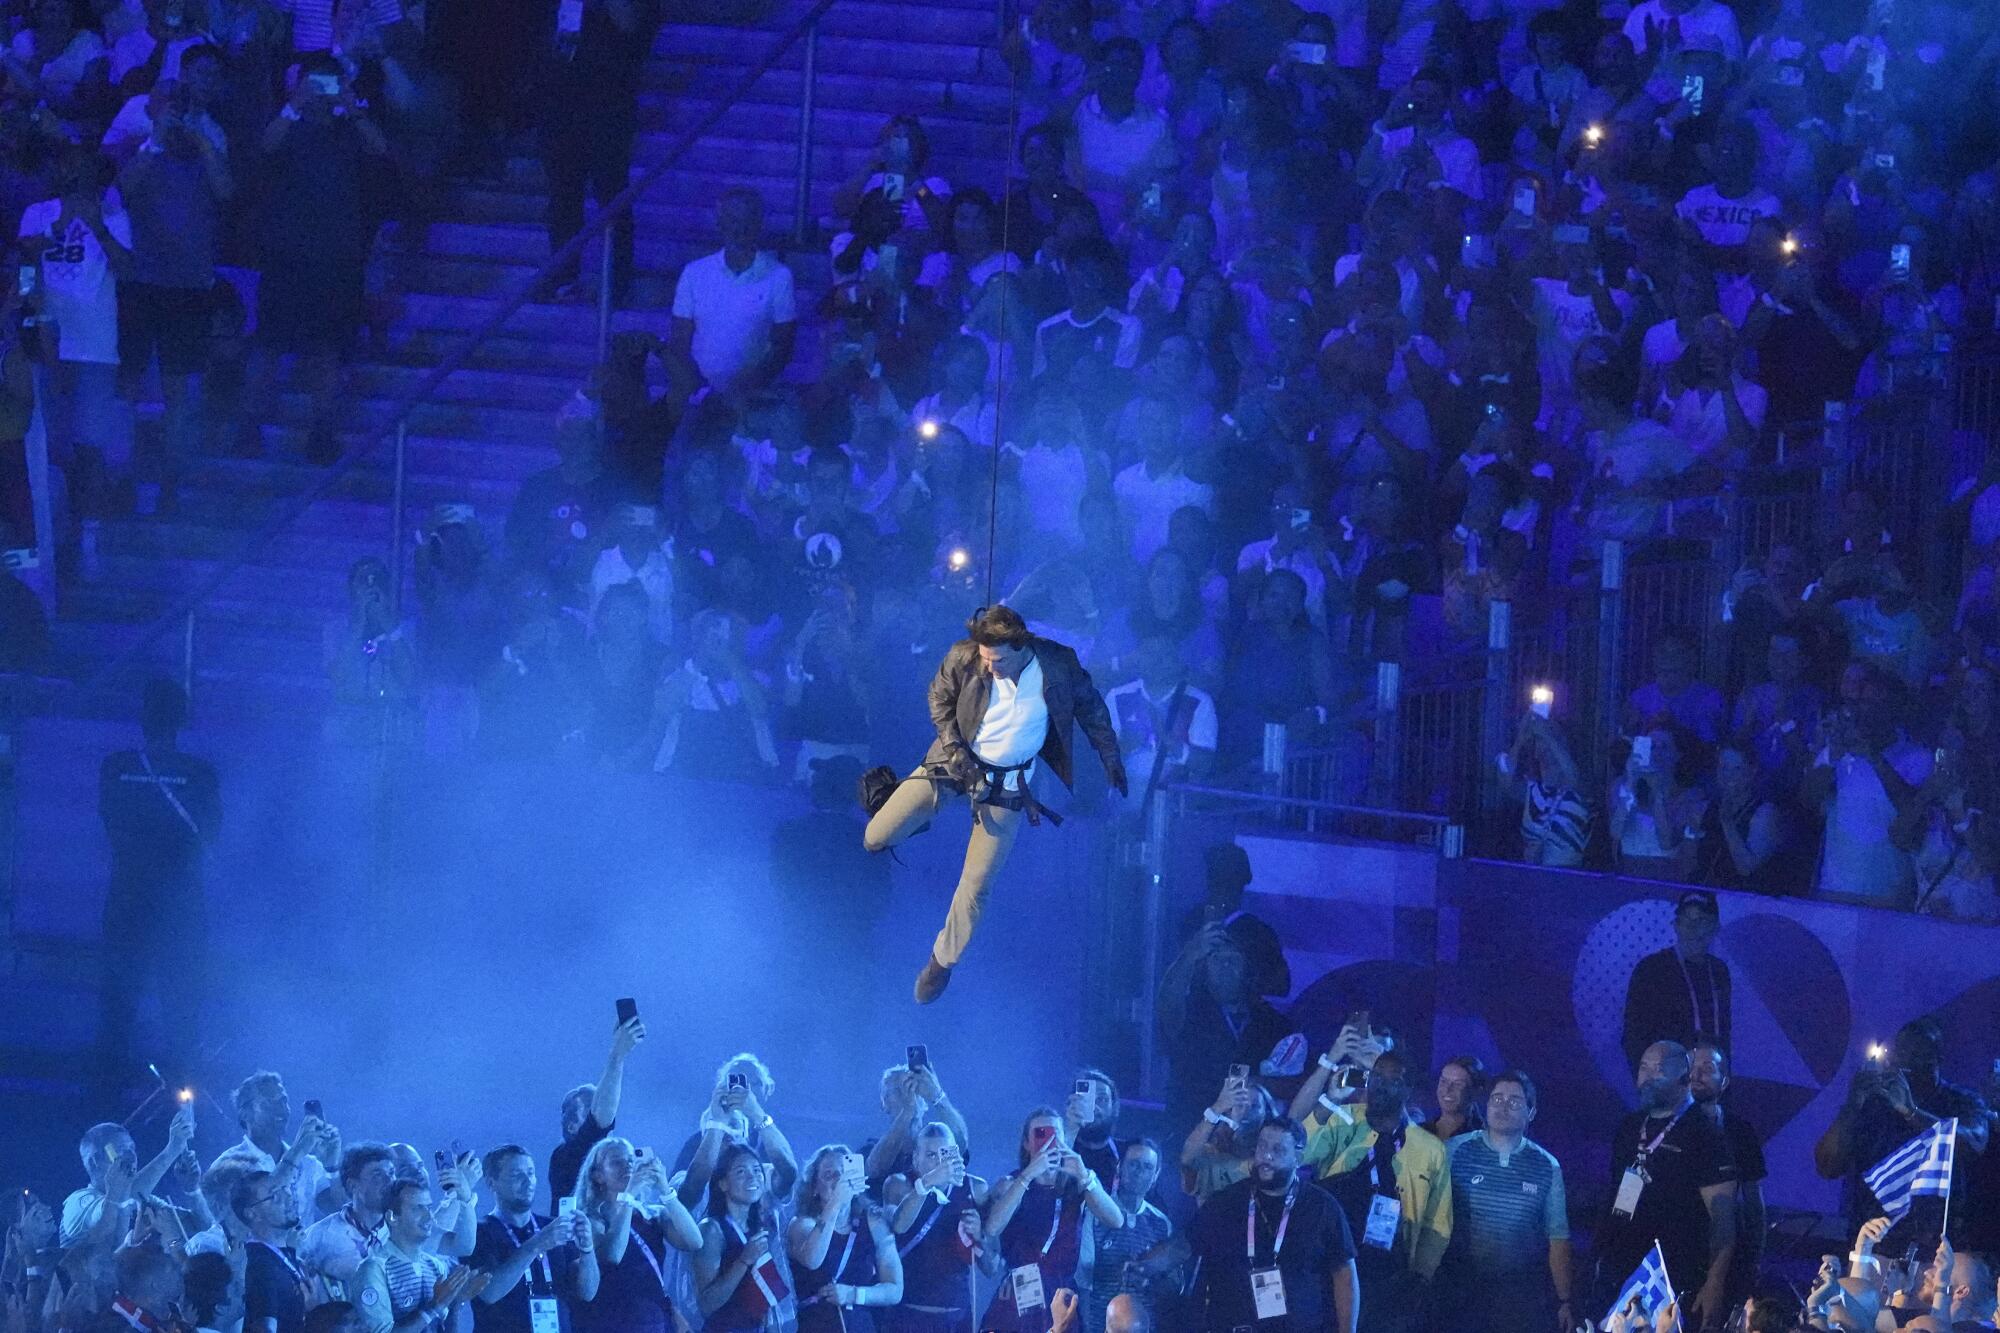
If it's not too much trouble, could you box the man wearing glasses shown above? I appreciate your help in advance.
[1439,1070,1576,1333]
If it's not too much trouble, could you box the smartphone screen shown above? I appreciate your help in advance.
[304,1099,324,1120]
[616,997,639,1026]
[1029,1125,1058,1155]
[308,72,340,96]
[727,1071,748,1092]
[1227,1063,1250,1085]
[1889,244,1911,279]
[906,1044,928,1071]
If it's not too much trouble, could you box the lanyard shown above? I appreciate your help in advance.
[624,1217,666,1294]
[830,1226,857,1283]
[1033,1189,1069,1258]
[1634,1105,1688,1175]
[254,1240,310,1293]
[139,751,201,837]
[1676,953,1713,1037]
[1244,1186,1297,1263]
[503,1218,554,1290]
[898,1188,957,1259]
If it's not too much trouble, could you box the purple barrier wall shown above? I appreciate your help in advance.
[1217,838,2000,1214]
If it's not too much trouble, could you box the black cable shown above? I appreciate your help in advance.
[985,5,1025,607]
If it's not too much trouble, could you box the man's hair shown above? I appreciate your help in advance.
[198,1156,255,1214]
[1490,1068,1539,1111]
[1075,1068,1120,1122]
[561,1083,596,1120]
[233,1070,283,1126]
[1370,1050,1410,1084]
[1121,1137,1162,1164]
[1646,1040,1692,1079]
[1690,1034,1729,1068]
[915,1120,961,1149]
[1254,1115,1307,1149]
[184,1251,234,1324]
[1526,11,1568,43]
[338,1142,395,1189]
[230,1170,275,1225]
[717,185,763,217]
[77,1122,129,1169]
[483,1144,533,1180]
[304,1304,359,1333]
[967,604,1031,649]
[385,1178,428,1217]
[178,41,221,67]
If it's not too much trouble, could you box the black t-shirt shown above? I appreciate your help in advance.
[99,746,220,892]
[549,1117,612,1209]
[1188,1177,1354,1333]
[1711,1105,1766,1185]
[244,1241,310,1333]
[1074,1134,1121,1194]
[1164,989,1294,1132]
[1599,1105,1737,1296]
[554,0,661,107]
[471,1214,584,1333]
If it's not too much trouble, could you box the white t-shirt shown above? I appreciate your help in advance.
[1532,277,1632,416]
[972,655,1049,784]
[1011,440,1090,550]
[1622,0,1742,60]
[19,198,133,365]
[1114,461,1213,564]
[670,249,798,394]
[1674,184,1781,250]
[1817,741,1931,904]
[1640,318,1689,377]
[1105,677,1218,809]
[59,1186,134,1248]
[589,543,675,645]
[1666,377,1767,457]
[1372,123,1484,199]
[1072,94,1175,220]
[298,1208,383,1297]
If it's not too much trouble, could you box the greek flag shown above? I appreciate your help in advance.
[1600,1241,1674,1331]
[1862,1117,1956,1223]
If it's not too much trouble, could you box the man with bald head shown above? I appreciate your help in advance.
[1596,1040,1739,1330]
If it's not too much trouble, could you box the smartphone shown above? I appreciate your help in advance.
[304,1099,323,1120]
[880,172,905,200]
[841,1152,867,1182]
[1889,243,1911,280]
[1227,1063,1251,1085]
[1029,1124,1058,1156]
[17,266,35,298]
[1872,152,1896,172]
[1460,232,1494,268]
[433,1149,452,1176]
[1512,184,1536,217]
[877,243,899,280]
[1141,181,1163,216]
[727,1071,748,1093]
[1681,73,1705,114]
[1345,1009,1372,1039]
[307,72,341,97]
[1631,735,1654,767]
[616,997,639,1026]
[558,1197,577,1216]
[1286,41,1327,65]
[1530,684,1554,718]
[1073,1079,1094,1098]
[907,1043,929,1071]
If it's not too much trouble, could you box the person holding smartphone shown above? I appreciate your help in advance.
[787,1146,902,1333]
[568,1137,701,1333]
[883,1123,996,1333]
[980,1110,1123,1333]
[467,1145,599,1333]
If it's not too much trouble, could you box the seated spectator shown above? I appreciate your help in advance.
[505,397,621,601]
[6,0,109,131]
[654,607,780,780]
[669,189,798,400]
[1831,561,1934,693]
[780,582,870,783]
[1804,666,1932,907]
[1357,66,1483,202]
[101,43,227,162]
[1610,725,1708,882]
[1658,317,1764,471]
[1104,632,1218,815]
[1730,630,1820,789]
[1032,242,1142,386]
[589,502,675,647]
[1627,627,1727,745]
[1700,744,1796,892]
[1221,568,1336,767]
[1507,13,1587,145]
[1069,38,1175,237]
[1098,545,1224,687]
[919,187,1020,316]
[1111,395,1211,565]
[1623,0,1743,62]
[573,580,667,770]
[1128,210,1218,332]
[1005,389,1103,557]
[1897,731,2000,924]
[1500,709,1591,868]
[910,335,998,450]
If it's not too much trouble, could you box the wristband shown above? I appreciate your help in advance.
[759,1115,775,1131]
[1318,1054,1337,1072]
[1850,1251,1880,1268]
[1203,1108,1231,1126]
[1318,1094,1340,1114]
[25,1266,45,1278]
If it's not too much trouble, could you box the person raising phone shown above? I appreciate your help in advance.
[882,1123,999,1333]
[788,1146,903,1333]
[980,1109,1124,1333]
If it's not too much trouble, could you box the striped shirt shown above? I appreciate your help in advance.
[356,1245,454,1333]
[1445,1133,1568,1276]
[1083,1199,1173,1329]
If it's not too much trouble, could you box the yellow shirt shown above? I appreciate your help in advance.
[1301,1108,1453,1279]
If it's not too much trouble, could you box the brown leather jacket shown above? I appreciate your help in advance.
[920,635,1127,793]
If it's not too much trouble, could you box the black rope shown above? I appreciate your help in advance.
[984,3,1025,607]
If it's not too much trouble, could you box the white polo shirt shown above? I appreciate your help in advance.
[972,656,1048,788]
[226,1136,336,1225]
[298,1206,384,1299]
[670,249,798,393]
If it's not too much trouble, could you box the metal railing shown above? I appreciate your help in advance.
[74,0,841,704]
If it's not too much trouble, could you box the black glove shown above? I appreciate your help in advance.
[944,745,983,790]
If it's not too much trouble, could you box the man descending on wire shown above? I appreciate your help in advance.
[862,604,1126,1004]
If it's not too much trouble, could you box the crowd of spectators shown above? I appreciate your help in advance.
[7,984,2000,1333]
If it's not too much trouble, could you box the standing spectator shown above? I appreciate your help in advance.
[588,502,675,647]
[1609,726,1709,883]
[469,1145,601,1333]
[1701,745,1794,892]
[541,0,661,303]
[1081,1140,1171,1333]
[1621,890,1732,1073]
[297,1143,396,1301]
[549,1015,645,1205]
[980,1109,1124,1333]
[505,396,621,602]
[1423,1057,1485,1143]
[1729,629,1819,789]
[1690,1041,1766,1309]
[1594,1041,1739,1329]
[115,65,233,510]
[1104,633,1218,817]
[235,1168,312,1333]
[6,0,109,127]
[1061,1070,1124,1191]
[19,147,132,530]
[1156,922,1293,1137]
[245,56,387,462]
[862,1062,971,1190]
[668,190,798,399]
[95,677,218,1098]
[882,1122,1001,1333]
[1032,244,1142,386]
[1626,628,1727,745]
[58,1115,194,1251]
[1812,1017,1989,1243]
[352,1180,483,1333]
[1302,1051,1452,1331]
[786,1145,901,1333]
[692,1143,790,1333]
[1069,38,1175,236]
[1805,671,1932,906]
[1439,1071,1575,1333]
[1182,1117,1358,1333]
[1499,710,1591,868]
[571,1137,703,1333]
[227,1071,343,1222]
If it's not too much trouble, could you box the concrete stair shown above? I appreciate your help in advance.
[18,0,1017,726]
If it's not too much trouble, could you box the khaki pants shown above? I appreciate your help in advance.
[863,772,1024,967]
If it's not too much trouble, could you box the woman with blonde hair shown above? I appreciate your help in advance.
[569,1136,701,1333]
[787,1145,903,1333]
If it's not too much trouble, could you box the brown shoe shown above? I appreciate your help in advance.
[914,953,954,1004]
